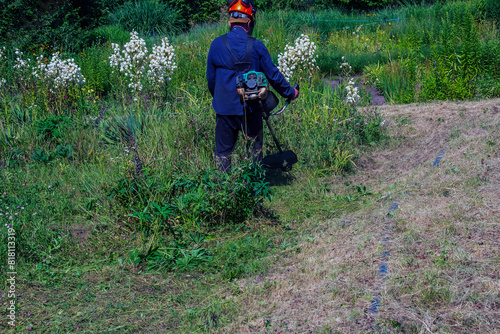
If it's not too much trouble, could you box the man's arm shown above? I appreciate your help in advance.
[258,42,295,100]
[206,41,217,97]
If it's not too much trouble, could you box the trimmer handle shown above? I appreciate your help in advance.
[269,83,299,117]
[290,83,300,102]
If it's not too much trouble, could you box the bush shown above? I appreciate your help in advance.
[165,0,225,27]
[107,161,272,229]
[0,0,122,51]
[87,25,132,45]
[476,74,500,98]
[76,46,114,95]
[486,0,500,25]
[35,115,74,143]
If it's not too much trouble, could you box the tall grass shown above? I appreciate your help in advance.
[0,7,384,282]
[108,0,183,36]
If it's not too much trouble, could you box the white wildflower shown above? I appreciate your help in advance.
[32,52,85,89]
[13,49,28,69]
[147,37,177,87]
[345,80,360,104]
[109,31,150,93]
[341,57,359,105]
[277,34,319,81]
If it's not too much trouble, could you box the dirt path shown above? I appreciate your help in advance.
[328,76,387,106]
[222,99,500,333]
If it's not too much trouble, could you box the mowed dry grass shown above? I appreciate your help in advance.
[222,99,500,333]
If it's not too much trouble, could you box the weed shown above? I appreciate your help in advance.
[450,129,461,139]
[396,116,411,126]
[35,115,74,143]
[355,184,373,196]
[103,159,273,254]
[31,148,50,163]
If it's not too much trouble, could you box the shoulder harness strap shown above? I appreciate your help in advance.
[245,36,255,64]
[221,34,255,73]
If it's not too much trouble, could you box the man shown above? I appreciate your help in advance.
[206,0,299,172]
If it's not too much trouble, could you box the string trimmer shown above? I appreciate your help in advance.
[258,84,299,171]
[235,71,299,171]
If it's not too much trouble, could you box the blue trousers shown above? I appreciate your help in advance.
[215,107,263,172]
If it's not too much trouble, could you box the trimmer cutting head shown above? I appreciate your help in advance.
[262,150,298,170]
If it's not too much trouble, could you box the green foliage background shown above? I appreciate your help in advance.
[0,0,447,51]
[108,0,183,35]
[0,0,124,51]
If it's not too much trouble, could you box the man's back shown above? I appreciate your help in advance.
[207,26,295,116]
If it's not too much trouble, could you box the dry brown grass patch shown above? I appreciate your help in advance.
[220,99,500,333]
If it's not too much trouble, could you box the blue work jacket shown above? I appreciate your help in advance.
[206,26,295,116]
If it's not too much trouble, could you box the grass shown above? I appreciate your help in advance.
[0,167,373,332]
[0,98,498,332]
[218,98,500,333]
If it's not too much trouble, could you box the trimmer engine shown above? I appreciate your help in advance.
[235,71,268,103]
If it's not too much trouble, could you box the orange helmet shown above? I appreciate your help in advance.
[228,0,256,21]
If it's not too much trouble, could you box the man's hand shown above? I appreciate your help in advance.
[292,87,299,100]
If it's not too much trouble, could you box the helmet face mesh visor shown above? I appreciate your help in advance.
[230,12,251,19]
[228,0,255,18]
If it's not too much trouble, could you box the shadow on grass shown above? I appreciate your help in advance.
[264,168,296,187]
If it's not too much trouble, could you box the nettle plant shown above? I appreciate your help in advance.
[109,31,177,101]
[278,34,319,82]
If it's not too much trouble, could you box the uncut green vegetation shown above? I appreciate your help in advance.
[0,0,499,332]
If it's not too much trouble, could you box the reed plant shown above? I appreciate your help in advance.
[108,0,183,37]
